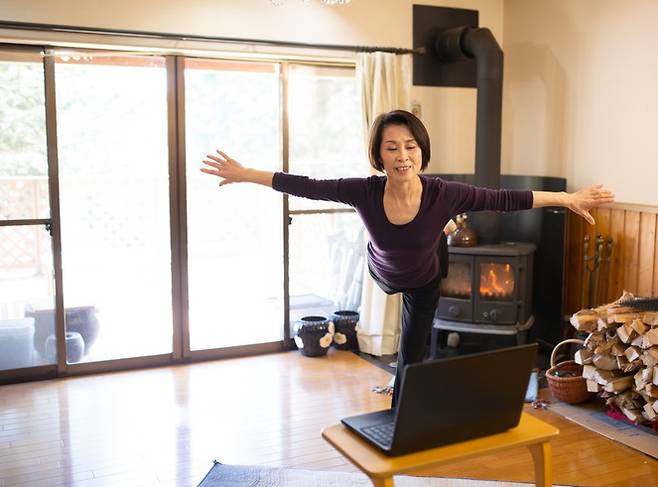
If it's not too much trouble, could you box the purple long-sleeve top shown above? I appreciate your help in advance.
[272,173,533,289]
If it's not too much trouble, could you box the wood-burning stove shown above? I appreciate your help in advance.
[412,16,565,352]
[430,242,536,357]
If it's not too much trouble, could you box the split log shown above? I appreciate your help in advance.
[570,310,598,332]
[585,332,605,351]
[639,390,652,403]
[642,348,658,368]
[611,341,627,356]
[643,311,658,326]
[623,360,643,373]
[586,379,601,393]
[631,319,649,336]
[643,328,658,347]
[582,364,598,381]
[646,384,658,399]
[603,306,637,316]
[604,375,633,393]
[595,334,619,354]
[640,366,653,385]
[616,322,637,344]
[622,407,643,422]
[593,353,619,370]
[611,313,643,324]
[611,390,641,409]
[596,369,623,385]
[575,348,593,365]
[631,334,645,348]
[635,369,649,391]
[624,346,641,362]
[584,364,625,385]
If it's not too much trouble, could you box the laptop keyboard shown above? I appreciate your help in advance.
[361,422,395,446]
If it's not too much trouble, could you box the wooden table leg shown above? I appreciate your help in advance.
[368,475,395,487]
[527,441,552,487]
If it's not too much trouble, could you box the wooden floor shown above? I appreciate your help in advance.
[1,350,657,487]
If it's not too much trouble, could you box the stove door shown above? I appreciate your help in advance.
[437,254,473,322]
[474,255,520,324]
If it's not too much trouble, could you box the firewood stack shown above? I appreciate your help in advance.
[570,291,658,424]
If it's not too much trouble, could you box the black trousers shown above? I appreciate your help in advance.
[368,233,448,407]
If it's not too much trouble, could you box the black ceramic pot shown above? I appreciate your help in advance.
[45,332,85,363]
[331,310,359,351]
[27,306,100,359]
[294,316,332,357]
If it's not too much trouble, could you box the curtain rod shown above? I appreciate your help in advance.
[0,20,425,55]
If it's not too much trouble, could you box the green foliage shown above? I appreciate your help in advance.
[0,62,48,176]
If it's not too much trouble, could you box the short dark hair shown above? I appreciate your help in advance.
[368,110,431,172]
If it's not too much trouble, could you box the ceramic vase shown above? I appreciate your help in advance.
[294,316,333,357]
[331,310,359,351]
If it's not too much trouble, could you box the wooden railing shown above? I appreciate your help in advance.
[0,177,50,274]
[565,203,658,316]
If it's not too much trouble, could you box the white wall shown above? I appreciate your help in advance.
[502,0,658,205]
[0,0,504,175]
[3,1,655,204]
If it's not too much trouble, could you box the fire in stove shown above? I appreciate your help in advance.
[479,263,515,301]
[440,262,472,299]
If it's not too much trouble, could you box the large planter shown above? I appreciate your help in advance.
[331,310,360,351]
[294,316,333,357]
[26,306,100,359]
[0,318,35,370]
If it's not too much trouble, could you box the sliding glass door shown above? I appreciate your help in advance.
[286,64,367,333]
[54,53,173,363]
[0,48,56,373]
[2,46,367,381]
[184,59,284,351]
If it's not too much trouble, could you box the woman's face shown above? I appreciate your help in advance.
[379,124,422,182]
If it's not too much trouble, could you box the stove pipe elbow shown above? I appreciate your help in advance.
[435,26,504,244]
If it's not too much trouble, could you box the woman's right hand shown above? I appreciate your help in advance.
[201,150,246,187]
[566,184,615,225]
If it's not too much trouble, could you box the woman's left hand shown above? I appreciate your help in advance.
[568,184,615,225]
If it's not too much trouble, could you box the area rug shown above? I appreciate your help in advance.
[197,462,572,487]
[549,399,658,459]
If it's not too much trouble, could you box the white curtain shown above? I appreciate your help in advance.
[355,51,412,356]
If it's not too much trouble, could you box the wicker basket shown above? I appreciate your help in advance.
[546,339,595,404]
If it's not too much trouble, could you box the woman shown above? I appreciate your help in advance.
[201,110,614,407]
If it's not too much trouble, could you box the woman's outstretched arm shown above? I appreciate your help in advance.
[201,149,366,207]
[533,184,615,225]
[201,150,273,187]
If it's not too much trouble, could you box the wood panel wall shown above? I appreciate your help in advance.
[565,203,658,317]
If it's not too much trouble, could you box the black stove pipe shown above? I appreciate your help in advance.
[435,27,504,244]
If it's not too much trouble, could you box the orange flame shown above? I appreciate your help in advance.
[480,264,514,300]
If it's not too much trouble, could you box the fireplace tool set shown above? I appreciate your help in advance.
[581,234,614,309]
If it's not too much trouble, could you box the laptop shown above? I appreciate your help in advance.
[341,343,537,456]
